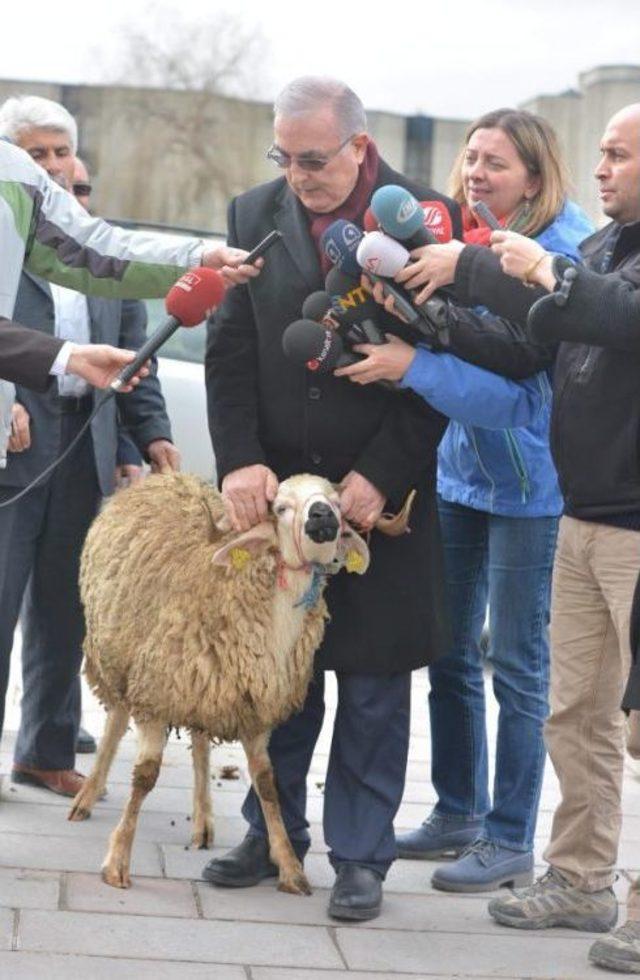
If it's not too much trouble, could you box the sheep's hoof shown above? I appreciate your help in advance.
[101,863,131,889]
[277,870,312,896]
[191,824,214,849]
[68,803,91,822]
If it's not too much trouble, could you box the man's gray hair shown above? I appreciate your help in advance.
[274,77,367,140]
[0,95,78,152]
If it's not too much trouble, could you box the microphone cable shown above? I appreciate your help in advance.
[0,388,115,509]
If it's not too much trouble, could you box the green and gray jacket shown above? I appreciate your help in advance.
[0,138,206,465]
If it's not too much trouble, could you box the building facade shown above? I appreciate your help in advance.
[0,63,638,233]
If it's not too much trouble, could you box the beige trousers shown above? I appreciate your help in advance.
[544,516,640,891]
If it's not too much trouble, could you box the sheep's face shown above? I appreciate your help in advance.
[273,474,343,568]
[212,474,370,577]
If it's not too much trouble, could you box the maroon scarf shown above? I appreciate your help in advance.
[306,141,380,275]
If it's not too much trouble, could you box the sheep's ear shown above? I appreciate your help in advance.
[212,522,278,568]
[339,526,370,575]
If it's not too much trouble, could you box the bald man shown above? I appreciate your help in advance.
[472,104,640,972]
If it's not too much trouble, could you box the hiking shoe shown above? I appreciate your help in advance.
[488,867,618,932]
[396,810,483,860]
[589,920,640,972]
[431,839,533,893]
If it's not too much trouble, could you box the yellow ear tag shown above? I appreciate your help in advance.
[345,549,365,574]
[230,547,251,570]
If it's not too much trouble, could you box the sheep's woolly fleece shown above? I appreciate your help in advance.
[80,473,329,742]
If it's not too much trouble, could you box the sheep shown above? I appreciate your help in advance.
[67,471,370,895]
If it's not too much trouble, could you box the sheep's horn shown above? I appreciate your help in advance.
[375,489,417,537]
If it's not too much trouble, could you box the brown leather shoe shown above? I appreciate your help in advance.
[11,766,87,798]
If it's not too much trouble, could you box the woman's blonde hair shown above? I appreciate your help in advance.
[448,108,570,238]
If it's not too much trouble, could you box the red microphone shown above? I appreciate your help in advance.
[418,201,453,244]
[110,267,226,390]
[363,207,379,233]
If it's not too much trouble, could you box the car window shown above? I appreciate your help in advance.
[144,297,207,363]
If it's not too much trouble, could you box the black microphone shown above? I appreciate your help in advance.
[302,291,339,326]
[282,319,398,390]
[322,269,386,347]
[282,319,359,372]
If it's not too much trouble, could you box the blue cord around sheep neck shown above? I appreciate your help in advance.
[294,563,327,611]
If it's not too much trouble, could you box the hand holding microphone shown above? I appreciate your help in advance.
[111,231,283,391]
[201,231,282,285]
[368,184,462,303]
[334,334,417,386]
[490,229,554,289]
[394,239,465,304]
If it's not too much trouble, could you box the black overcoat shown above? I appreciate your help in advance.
[206,160,462,673]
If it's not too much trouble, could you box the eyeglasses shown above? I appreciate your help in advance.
[266,135,354,172]
[72,182,92,197]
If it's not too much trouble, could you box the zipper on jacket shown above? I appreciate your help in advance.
[577,347,595,380]
[504,430,531,503]
[467,427,496,512]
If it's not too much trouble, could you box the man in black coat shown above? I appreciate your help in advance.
[203,76,461,921]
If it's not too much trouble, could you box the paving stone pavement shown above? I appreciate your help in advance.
[1,632,637,978]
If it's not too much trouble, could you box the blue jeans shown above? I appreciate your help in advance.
[428,497,558,850]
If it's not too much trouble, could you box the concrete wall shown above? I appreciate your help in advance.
[1,65,639,232]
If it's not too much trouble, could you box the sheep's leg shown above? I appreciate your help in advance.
[68,704,130,822]
[190,730,214,848]
[241,730,311,896]
[101,719,166,889]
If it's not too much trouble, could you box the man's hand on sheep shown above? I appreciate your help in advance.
[339,471,386,532]
[147,440,181,475]
[221,464,279,531]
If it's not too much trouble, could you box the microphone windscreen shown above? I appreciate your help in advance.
[320,219,363,278]
[419,201,453,243]
[302,291,333,322]
[363,207,379,233]
[370,185,427,242]
[323,266,378,325]
[282,319,345,372]
[356,231,409,277]
[165,268,226,326]
[325,266,359,295]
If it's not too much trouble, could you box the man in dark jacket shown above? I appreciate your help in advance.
[414,103,640,973]
[203,76,461,921]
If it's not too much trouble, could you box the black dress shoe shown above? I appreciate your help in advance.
[75,726,97,754]
[328,864,383,921]
[202,834,280,888]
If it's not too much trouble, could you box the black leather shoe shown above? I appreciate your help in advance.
[328,864,383,921]
[75,726,97,754]
[202,834,284,888]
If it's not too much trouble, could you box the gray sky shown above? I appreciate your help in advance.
[6,0,640,118]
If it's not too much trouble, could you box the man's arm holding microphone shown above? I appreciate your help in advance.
[490,229,640,350]
[334,333,550,431]
[359,228,554,380]
[0,317,149,391]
